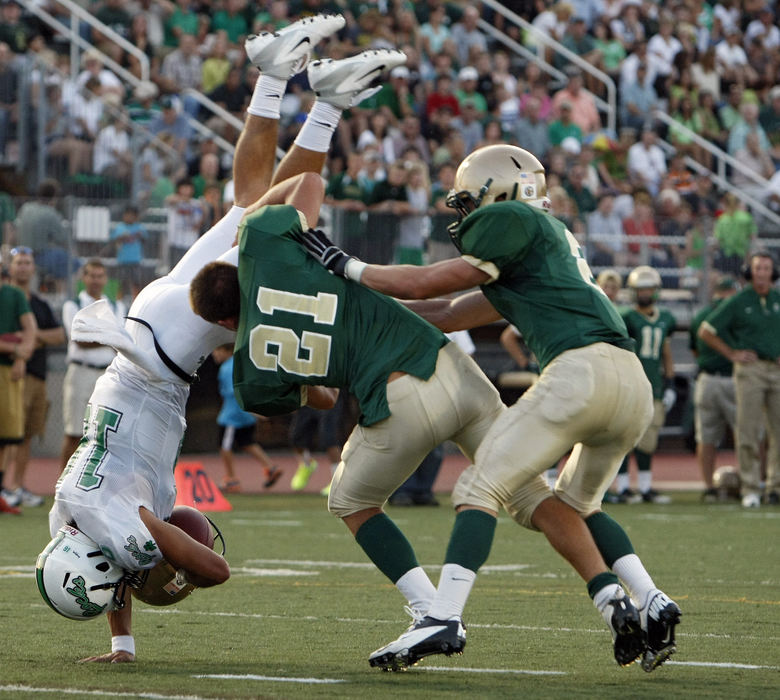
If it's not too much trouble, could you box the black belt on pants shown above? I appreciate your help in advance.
[69,360,109,370]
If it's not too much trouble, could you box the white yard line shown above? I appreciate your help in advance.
[193,674,343,684]
[0,686,213,700]
[668,661,780,670]
[417,666,565,676]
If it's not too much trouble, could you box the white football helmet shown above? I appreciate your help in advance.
[36,526,127,620]
[627,265,662,289]
[446,145,549,246]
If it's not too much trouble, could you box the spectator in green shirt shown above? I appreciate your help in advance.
[713,192,757,275]
[454,66,488,118]
[163,0,200,47]
[548,101,583,147]
[210,0,249,48]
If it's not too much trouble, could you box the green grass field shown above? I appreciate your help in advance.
[1,492,778,699]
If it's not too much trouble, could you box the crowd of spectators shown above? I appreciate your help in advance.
[1,0,780,296]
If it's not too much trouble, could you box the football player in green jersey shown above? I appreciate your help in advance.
[298,144,681,672]
[614,266,677,504]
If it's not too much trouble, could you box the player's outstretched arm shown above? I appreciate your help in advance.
[402,290,502,333]
[139,507,230,588]
[297,227,489,299]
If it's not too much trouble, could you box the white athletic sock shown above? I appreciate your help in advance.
[329,462,339,476]
[426,564,476,621]
[612,554,656,606]
[592,582,623,615]
[638,470,652,494]
[293,100,342,152]
[248,75,287,118]
[617,473,630,493]
[395,567,436,614]
[301,449,312,465]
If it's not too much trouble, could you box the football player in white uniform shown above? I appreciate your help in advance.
[37,14,403,662]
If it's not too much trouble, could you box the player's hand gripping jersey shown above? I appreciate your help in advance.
[455,200,633,368]
[232,205,448,425]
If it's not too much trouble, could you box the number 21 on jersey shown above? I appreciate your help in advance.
[249,286,337,377]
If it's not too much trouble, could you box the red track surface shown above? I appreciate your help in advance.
[24,449,731,496]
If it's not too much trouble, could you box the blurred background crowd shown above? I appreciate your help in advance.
[1,0,779,304]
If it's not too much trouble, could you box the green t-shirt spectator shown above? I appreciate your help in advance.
[594,38,626,72]
[164,7,200,47]
[714,210,756,257]
[0,284,31,367]
[327,172,367,203]
[455,89,488,115]
[368,83,416,121]
[211,11,248,44]
[564,183,598,215]
[548,120,583,146]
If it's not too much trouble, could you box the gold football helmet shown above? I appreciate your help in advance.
[713,465,741,501]
[446,145,549,245]
[627,265,662,289]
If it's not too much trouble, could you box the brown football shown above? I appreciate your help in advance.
[169,505,214,548]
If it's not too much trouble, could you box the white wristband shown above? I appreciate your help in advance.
[345,258,367,282]
[111,635,135,656]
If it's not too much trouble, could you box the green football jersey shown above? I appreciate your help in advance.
[232,204,448,426]
[457,201,633,370]
[621,307,676,398]
[688,300,733,375]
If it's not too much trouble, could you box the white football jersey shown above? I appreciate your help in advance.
[50,206,246,571]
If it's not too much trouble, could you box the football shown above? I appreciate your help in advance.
[169,505,214,548]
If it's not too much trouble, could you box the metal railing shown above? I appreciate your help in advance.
[653,109,780,230]
[20,0,243,178]
[22,0,150,85]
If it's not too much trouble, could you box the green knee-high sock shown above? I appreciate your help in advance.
[354,513,419,583]
[444,509,497,572]
[585,511,635,568]
[635,449,652,472]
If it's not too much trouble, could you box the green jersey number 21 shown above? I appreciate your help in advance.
[249,286,337,377]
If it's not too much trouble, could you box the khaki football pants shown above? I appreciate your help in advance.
[454,342,654,528]
[328,342,506,518]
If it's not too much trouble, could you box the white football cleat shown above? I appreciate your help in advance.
[368,615,465,671]
[245,13,345,79]
[308,49,407,109]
